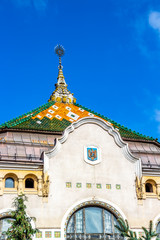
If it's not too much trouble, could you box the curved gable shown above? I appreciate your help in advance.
[44,117,142,178]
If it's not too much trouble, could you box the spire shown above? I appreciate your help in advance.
[49,45,76,104]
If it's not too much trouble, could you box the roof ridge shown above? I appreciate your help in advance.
[0,101,55,129]
[75,103,156,141]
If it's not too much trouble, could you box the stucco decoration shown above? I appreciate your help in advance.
[135,177,144,200]
[61,197,127,240]
[42,173,50,197]
[45,117,142,178]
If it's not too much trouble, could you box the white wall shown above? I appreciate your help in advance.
[0,122,160,239]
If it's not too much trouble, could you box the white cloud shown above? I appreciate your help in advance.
[11,0,48,11]
[149,11,160,31]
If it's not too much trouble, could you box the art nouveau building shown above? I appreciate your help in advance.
[0,50,160,240]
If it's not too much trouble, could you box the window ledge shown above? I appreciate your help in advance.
[146,193,157,198]
[4,189,17,193]
[24,189,38,194]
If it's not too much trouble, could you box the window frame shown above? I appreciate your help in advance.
[23,174,38,194]
[25,178,34,189]
[5,177,15,189]
[145,179,157,197]
[4,173,18,193]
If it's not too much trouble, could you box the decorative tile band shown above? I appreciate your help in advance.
[86,183,92,188]
[116,184,121,190]
[65,182,121,190]
[76,183,82,188]
[35,229,61,239]
[96,184,102,189]
[66,182,72,188]
[54,231,61,238]
[0,212,11,218]
[45,231,52,238]
[138,232,144,238]
[36,231,42,238]
[106,184,111,189]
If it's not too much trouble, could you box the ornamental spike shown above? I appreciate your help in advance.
[48,45,76,104]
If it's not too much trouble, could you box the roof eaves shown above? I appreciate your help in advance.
[0,101,55,129]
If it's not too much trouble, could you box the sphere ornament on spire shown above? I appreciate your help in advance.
[54,44,65,69]
[54,44,65,57]
[48,45,76,104]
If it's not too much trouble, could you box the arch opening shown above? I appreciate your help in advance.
[145,183,153,193]
[66,206,123,240]
[5,178,14,188]
[25,178,34,188]
[156,222,160,239]
[0,217,14,239]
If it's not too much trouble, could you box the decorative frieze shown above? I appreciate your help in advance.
[65,182,121,190]
[34,229,61,239]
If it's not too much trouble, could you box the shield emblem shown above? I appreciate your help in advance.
[84,145,101,165]
[87,148,97,161]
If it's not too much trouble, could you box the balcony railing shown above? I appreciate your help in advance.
[66,233,124,240]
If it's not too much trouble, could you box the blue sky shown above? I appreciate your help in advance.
[0,0,160,140]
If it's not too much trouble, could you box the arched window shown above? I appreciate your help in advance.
[25,178,34,188]
[66,206,122,240]
[145,183,153,193]
[156,222,160,239]
[5,178,14,188]
[0,218,14,239]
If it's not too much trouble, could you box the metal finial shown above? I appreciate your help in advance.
[54,44,65,57]
[54,44,65,69]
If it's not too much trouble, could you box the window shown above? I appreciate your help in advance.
[156,222,160,239]
[25,178,34,188]
[5,178,14,188]
[145,183,153,193]
[66,206,122,240]
[0,218,14,239]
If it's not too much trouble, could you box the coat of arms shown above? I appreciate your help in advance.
[84,145,101,165]
[87,148,97,161]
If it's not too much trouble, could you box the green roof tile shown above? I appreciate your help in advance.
[0,101,157,142]
[75,103,156,141]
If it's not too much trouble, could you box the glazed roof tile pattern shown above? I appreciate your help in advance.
[0,101,156,141]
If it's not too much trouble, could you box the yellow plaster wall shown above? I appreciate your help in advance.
[136,176,160,200]
[0,169,43,196]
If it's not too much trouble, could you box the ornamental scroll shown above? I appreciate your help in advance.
[135,177,144,200]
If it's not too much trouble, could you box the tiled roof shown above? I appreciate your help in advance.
[0,101,156,141]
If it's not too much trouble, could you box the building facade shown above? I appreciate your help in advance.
[0,49,160,240]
